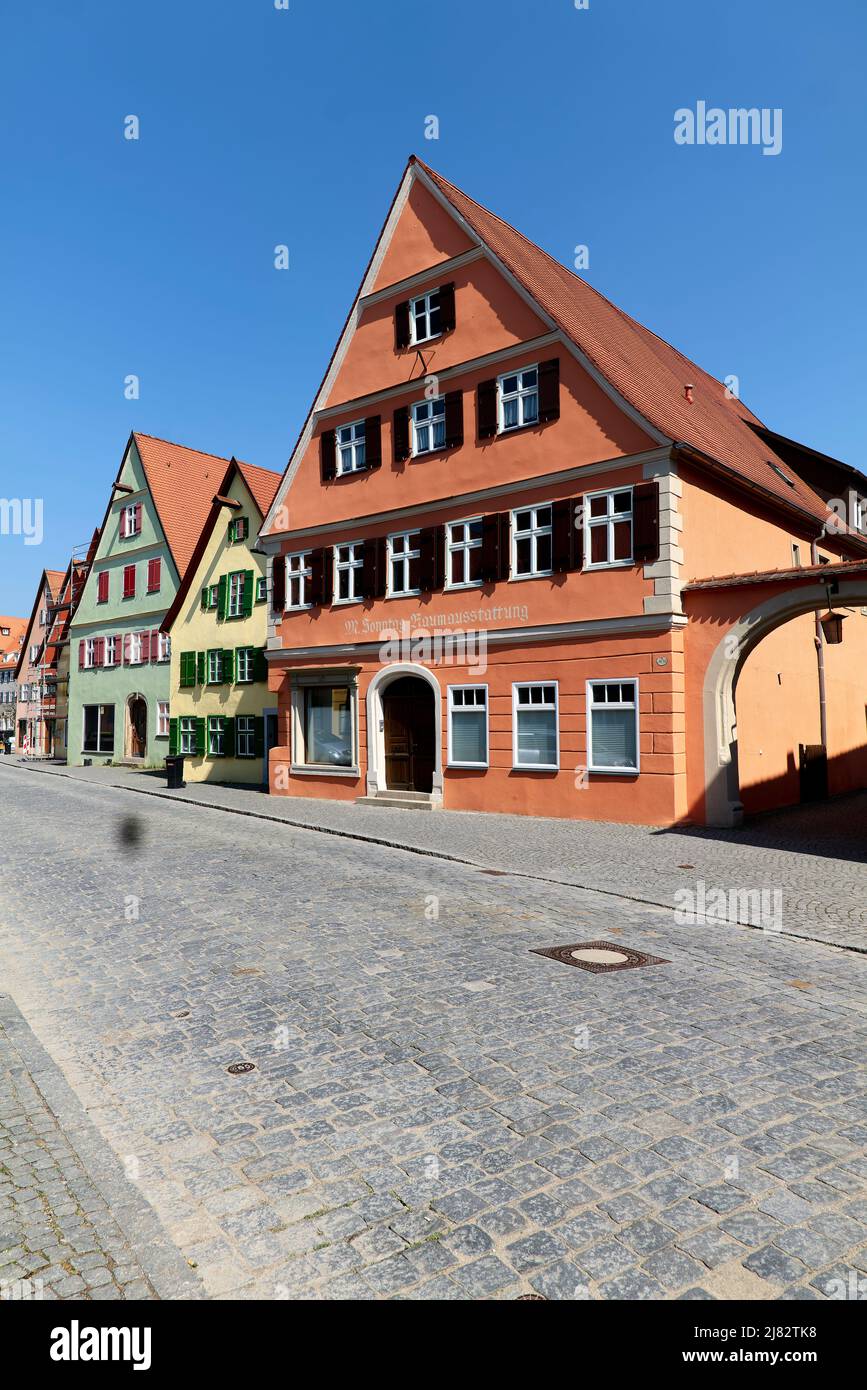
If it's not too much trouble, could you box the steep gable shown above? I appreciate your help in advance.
[371,178,476,292]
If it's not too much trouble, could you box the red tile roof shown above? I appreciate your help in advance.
[236,459,282,517]
[414,158,850,536]
[131,433,233,579]
[685,558,867,591]
[0,616,27,666]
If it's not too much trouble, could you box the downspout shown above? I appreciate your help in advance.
[810,537,828,750]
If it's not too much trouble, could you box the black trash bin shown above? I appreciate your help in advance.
[165,755,186,789]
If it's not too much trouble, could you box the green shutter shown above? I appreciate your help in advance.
[254,647,268,682]
[223,649,234,684]
[195,717,206,755]
[200,587,209,610]
[253,715,264,757]
[242,569,254,618]
[169,718,179,755]
[217,574,228,621]
[227,519,236,544]
[196,651,205,685]
[181,651,197,687]
[224,717,235,758]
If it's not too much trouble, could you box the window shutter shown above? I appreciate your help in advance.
[394,300,411,350]
[223,649,234,684]
[224,717,235,758]
[97,571,109,603]
[94,638,104,665]
[134,502,143,532]
[497,513,512,580]
[361,538,377,600]
[573,496,584,571]
[320,429,337,482]
[365,415,382,469]
[119,509,126,539]
[308,548,325,606]
[375,537,389,598]
[151,630,161,661]
[242,570,254,618]
[217,574,227,621]
[200,587,209,610]
[195,716,206,755]
[477,378,498,439]
[633,481,660,564]
[169,718,178,756]
[552,498,577,573]
[439,282,456,334]
[253,715,264,757]
[196,651,205,685]
[538,358,560,422]
[393,405,410,463]
[417,526,445,593]
[271,555,285,612]
[254,647,268,682]
[78,639,85,670]
[444,390,464,450]
[122,633,130,665]
[480,514,500,583]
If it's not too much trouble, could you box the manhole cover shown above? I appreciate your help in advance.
[227,1061,256,1075]
[531,941,668,974]
[516,1294,546,1300]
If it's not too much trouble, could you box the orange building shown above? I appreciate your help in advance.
[260,158,867,827]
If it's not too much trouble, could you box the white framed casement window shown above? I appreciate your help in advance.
[511,504,553,578]
[498,366,539,432]
[207,583,219,609]
[236,647,254,683]
[129,632,143,665]
[84,638,96,668]
[410,287,441,344]
[291,681,357,772]
[236,714,255,758]
[179,716,196,755]
[447,685,489,768]
[446,518,483,589]
[586,679,640,773]
[584,487,633,568]
[207,649,224,684]
[208,716,226,756]
[123,503,140,537]
[157,632,170,662]
[157,701,169,738]
[255,575,266,602]
[333,541,364,603]
[286,552,311,610]
[411,396,446,456]
[336,420,366,474]
[513,682,559,770]
[227,571,244,617]
[387,531,420,596]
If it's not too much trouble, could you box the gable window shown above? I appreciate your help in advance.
[334,542,364,604]
[236,647,254,683]
[499,367,539,432]
[227,571,245,618]
[208,716,226,756]
[388,532,420,597]
[336,420,366,474]
[83,703,114,754]
[97,571,109,604]
[448,686,489,768]
[587,680,639,773]
[229,516,249,543]
[512,505,552,578]
[446,518,483,589]
[585,488,633,568]
[286,553,311,610]
[179,716,197,755]
[410,288,441,345]
[412,397,446,456]
[84,638,96,668]
[236,715,255,758]
[157,701,169,738]
[207,649,224,684]
[122,504,141,538]
[147,558,161,593]
[513,682,559,770]
[122,564,136,598]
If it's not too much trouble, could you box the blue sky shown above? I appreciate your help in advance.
[2,0,865,615]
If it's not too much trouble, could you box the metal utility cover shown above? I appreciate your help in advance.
[531,940,669,973]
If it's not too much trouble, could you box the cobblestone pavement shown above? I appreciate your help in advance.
[16,758,867,952]
[0,760,865,1301]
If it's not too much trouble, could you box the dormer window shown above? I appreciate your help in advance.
[410,288,442,345]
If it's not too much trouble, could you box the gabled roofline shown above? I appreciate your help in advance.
[13,568,63,680]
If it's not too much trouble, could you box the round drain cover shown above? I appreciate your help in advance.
[227,1061,255,1075]
[570,947,630,965]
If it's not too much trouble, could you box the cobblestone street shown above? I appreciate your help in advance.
[1,760,865,1301]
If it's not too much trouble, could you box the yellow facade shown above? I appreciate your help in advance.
[166,471,271,783]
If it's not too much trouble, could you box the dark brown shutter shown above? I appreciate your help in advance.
[320,429,336,481]
[538,358,560,422]
[444,390,463,450]
[375,537,389,598]
[439,282,456,333]
[417,526,444,593]
[361,538,377,599]
[477,378,498,440]
[271,554,285,612]
[394,300,411,350]
[573,495,584,570]
[552,498,576,572]
[632,480,660,564]
[309,548,331,606]
[498,512,512,580]
[480,512,509,583]
[365,415,382,469]
[393,405,410,463]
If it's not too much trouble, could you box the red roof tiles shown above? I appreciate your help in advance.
[131,433,233,579]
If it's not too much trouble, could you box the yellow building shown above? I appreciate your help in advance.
[161,458,281,783]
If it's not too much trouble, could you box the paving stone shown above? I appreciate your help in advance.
[677,1229,744,1269]
[505,1231,569,1272]
[618,1218,675,1256]
[528,1258,590,1300]
[599,1270,667,1300]
[742,1245,810,1285]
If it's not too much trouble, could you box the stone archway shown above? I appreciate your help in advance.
[366,663,443,801]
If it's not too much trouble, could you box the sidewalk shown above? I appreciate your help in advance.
[5,756,866,953]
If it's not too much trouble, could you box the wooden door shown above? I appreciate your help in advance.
[130,698,147,758]
[383,677,434,792]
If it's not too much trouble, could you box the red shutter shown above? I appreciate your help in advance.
[123,633,130,664]
[477,379,498,439]
[119,509,126,539]
[97,571,108,603]
[393,406,410,463]
[123,565,135,598]
[134,503,142,533]
[78,639,85,670]
[147,558,161,591]
[394,300,411,350]
[94,637,103,665]
[444,390,464,450]
[538,358,560,423]
[633,481,660,564]
[320,430,336,482]
[152,630,161,661]
[271,555,285,612]
[439,282,456,334]
[365,416,382,469]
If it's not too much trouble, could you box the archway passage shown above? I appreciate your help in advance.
[382,675,435,792]
[127,695,147,759]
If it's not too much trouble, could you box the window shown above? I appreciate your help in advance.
[286,553,311,610]
[236,647,254,683]
[587,680,639,773]
[30,643,40,662]
[791,543,801,567]
[512,505,552,577]
[412,397,446,456]
[82,704,114,754]
[448,686,488,768]
[227,572,245,618]
[97,571,109,604]
[157,632,170,662]
[302,685,353,767]
[105,635,118,666]
[147,558,161,593]
[123,504,141,537]
[179,717,197,755]
[157,701,169,737]
[388,532,420,596]
[208,716,226,756]
[207,649,224,684]
[129,632,143,665]
[84,638,96,668]
[206,584,219,609]
[513,683,559,770]
[236,715,255,758]
[336,420,366,474]
[410,288,441,344]
[499,367,539,432]
[229,516,249,543]
[123,564,136,598]
[585,488,633,568]
[255,576,266,603]
[334,542,364,603]
[446,518,483,588]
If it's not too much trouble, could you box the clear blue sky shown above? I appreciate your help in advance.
[2,0,865,615]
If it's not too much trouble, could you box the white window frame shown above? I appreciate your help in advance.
[207,583,219,609]
[512,681,560,772]
[157,701,169,737]
[387,531,421,597]
[511,504,553,579]
[498,365,539,433]
[445,518,483,590]
[586,678,641,775]
[336,420,367,475]
[409,287,442,345]
[584,487,633,570]
[84,639,96,669]
[286,552,311,610]
[123,503,140,537]
[227,571,244,618]
[411,396,446,457]
[207,649,224,685]
[255,576,266,602]
[236,647,254,683]
[447,685,489,769]
[104,635,117,666]
[333,541,364,605]
[129,632,143,665]
[290,680,358,775]
[236,714,255,758]
[179,716,196,755]
[157,632,170,662]
[208,716,226,757]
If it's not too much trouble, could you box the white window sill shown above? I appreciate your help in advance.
[587,765,640,776]
[508,570,553,583]
[444,581,483,593]
[512,763,559,773]
[447,761,488,770]
[289,763,359,778]
[285,604,312,613]
[385,591,421,600]
[332,597,363,608]
[584,560,632,571]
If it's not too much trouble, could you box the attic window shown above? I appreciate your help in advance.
[767,461,796,488]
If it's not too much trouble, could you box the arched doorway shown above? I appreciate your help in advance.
[126,694,147,760]
[382,676,435,792]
